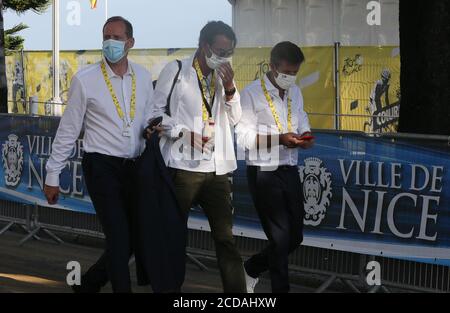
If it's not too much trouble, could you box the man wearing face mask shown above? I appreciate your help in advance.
[44,16,153,293]
[149,21,246,292]
[235,41,314,293]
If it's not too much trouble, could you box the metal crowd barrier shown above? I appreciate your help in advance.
[6,100,402,133]
[1,198,449,293]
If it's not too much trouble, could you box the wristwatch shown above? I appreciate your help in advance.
[225,87,236,96]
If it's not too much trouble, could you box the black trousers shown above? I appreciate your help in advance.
[81,152,137,293]
[244,165,305,293]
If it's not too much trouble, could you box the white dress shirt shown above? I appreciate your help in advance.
[150,52,242,175]
[45,58,154,187]
[235,73,311,168]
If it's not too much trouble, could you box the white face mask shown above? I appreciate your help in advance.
[274,71,297,90]
[205,48,231,70]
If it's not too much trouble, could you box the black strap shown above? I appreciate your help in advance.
[165,60,182,117]
[144,60,182,140]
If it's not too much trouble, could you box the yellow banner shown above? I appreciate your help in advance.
[7,47,401,131]
[5,51,25,114]
[21,50,98,115]
[233,47,336,129]
[10,49,194,115]
[8,47,335,127]
[339,46,401,132]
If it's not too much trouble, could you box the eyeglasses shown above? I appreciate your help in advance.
[209,45,234,58]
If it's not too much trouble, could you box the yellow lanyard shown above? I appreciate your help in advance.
[194,58,215,122]
[101,61,136,123]
[261,77,292,133]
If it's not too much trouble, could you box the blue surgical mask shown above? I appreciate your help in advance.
[102,39,127,63]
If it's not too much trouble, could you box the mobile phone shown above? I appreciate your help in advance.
[300,135,315,141]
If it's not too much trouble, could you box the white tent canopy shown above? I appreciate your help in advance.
[230,0,399,47]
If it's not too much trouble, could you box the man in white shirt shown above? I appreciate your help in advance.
[150,21,246,292]
[44,16,153,293]
[235,41,314,293]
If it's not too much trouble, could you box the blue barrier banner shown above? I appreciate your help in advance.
[1,115,449,266]
[233,133,450,266]
[0,115,94,214]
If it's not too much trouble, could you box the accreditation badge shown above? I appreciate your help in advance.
[122,121,132,137]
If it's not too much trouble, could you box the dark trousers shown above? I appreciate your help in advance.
[244,165,305,293]
[81,152,137,293]
[170,169,247,293]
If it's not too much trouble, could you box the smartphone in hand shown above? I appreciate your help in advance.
[299,135,315,141]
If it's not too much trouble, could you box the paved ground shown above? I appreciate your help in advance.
[0,230,314,293]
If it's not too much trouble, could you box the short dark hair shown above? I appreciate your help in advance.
[270,41,305,66]
[198,21,237,48]
[103,16,133,38]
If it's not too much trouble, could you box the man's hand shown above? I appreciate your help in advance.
[294,133,315,149]
[217,62,235,91]
[279,133,302,148]
[145,127,155,139]
[147,124,172,139]
[146,125,162,138]
[203,136,215,155]
[178,130,208,152]
[44,184,59,205]
[296,138,315,149]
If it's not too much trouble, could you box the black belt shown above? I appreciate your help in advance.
[248,165,297,171]
[277,165,297,171]
[84,152,137,165]
[116,156,137,165]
